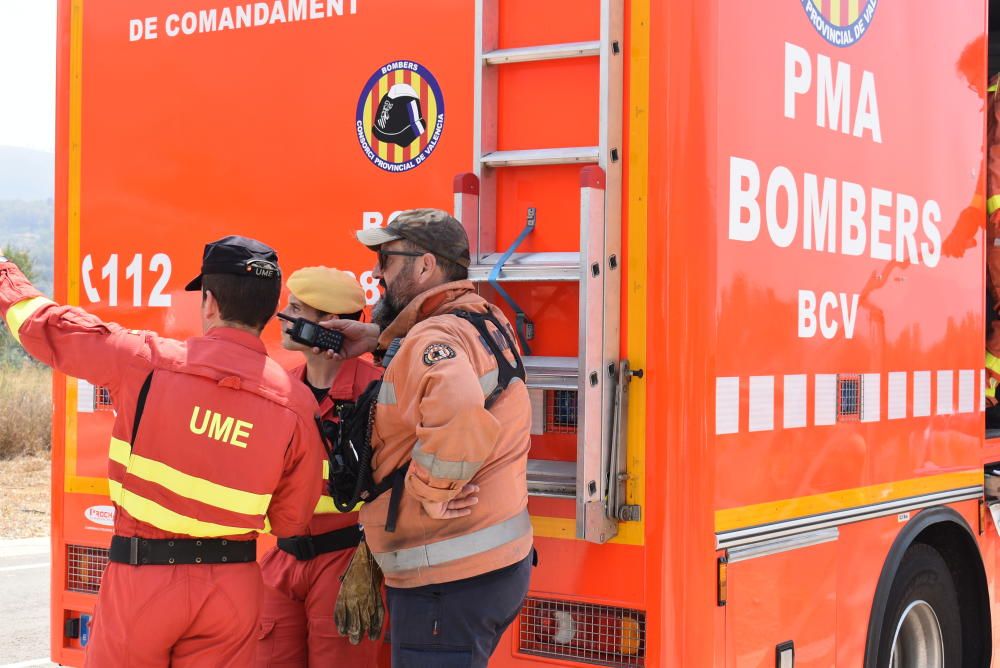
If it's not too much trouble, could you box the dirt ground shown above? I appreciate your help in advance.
[0,452,51,538]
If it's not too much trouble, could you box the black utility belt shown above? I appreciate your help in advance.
[109,535,257,566]
[277,525,363,561]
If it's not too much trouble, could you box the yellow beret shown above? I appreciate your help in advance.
[287,267,365,315]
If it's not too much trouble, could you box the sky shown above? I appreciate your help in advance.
[0,0,56,153]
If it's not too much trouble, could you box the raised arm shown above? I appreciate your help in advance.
[1,258,144,389]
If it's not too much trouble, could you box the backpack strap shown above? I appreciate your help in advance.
[451,309,526,409]
[382,461,409,533]
[352,310,527,534]
[129,371,155,450]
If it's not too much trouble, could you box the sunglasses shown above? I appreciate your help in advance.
[377,248,426,268]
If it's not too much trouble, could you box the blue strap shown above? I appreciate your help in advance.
[488,209,536,355]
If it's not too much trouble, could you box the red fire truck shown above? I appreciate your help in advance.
[47,0,1000,665]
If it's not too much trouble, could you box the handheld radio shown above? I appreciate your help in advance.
[277,313,344,353]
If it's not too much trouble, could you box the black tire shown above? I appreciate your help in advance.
[874,543,962,667]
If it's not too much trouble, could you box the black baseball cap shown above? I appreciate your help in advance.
[184,235,281,291]
[355,209,471,267]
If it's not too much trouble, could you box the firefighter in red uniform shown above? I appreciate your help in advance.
[255,266,387,666]
[0,236,325,668]
[986,73,1000,415]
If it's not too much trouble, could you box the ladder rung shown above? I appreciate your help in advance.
[527,459,576,498]
[525,355,578,390]
[468,252,580,283]
[481,147,599,168]
[483,41,600,65]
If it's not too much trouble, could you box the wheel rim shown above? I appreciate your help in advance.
[889,600,944,668]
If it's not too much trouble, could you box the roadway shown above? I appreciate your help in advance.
[0,538,57,667]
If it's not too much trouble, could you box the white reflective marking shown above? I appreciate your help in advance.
[936,370,954,415]
[861,373,880,422]
[479,369,500,396]
[528,389,544,436]
[958,369,975,414]
[888,372,907,420]
[77,378,94,413]
[983,369,988,411]
[411,441,483,480]
[783,374,807,429]
[715,377,739,435]
[377,381,397,405]
[373,510,531,573]
[814,374,837,426]
[748,376,774,432]
[913,371,931,417]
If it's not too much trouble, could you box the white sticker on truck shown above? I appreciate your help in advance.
[84,505,115,527]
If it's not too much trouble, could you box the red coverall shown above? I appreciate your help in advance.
[255,358,391,666]
[0,262,324,668]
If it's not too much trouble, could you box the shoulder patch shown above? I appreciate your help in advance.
[422,343,456,366]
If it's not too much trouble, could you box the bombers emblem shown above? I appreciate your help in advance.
[799,0,877,47]
[356,60,445,173]
[422,343,456,366]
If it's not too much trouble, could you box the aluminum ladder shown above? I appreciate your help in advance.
[454,0,627,543]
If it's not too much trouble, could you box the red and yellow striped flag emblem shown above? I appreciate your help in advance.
[811,0,862,26]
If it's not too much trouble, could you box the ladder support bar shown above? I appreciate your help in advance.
[483,41,600,65]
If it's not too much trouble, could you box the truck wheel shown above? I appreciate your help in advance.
[876,543,962,668]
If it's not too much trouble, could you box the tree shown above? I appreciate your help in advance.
[1,248,41,366]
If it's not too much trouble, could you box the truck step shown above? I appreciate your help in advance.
[525,355,578,391]
[527,459,577,498]
[468,252,580,282]
[481,147,600,168]
[483,41,600,65]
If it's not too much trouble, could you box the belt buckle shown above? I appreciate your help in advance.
[129,537,140,566]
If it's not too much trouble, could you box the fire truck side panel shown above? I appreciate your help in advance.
[725,539,838,667]
[713,0,984,517]
[832,513,903,666]
[709,1,991,666]
[644,0,720,665]
[49,0,486,662]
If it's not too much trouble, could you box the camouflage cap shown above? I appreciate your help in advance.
[355,208,471,268]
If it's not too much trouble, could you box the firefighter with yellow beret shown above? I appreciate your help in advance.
[255,266,389,666]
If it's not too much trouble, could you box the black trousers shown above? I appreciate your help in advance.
[386,550,533,668]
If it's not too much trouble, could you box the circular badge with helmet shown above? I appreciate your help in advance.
[355,60,445,173]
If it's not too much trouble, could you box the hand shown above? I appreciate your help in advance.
[420,483,480,520]
[314,319,380,360]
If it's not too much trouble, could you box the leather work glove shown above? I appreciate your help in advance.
[334,539,385,644]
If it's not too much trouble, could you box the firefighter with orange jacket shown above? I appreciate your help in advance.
[255,266,388,666]
[324,209,534,667]
[0,236,325,668]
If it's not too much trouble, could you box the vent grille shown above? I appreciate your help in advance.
[94,386,113,411]
[545,390,578,434]
[67,544,109,594]
[837,374,862,422]
[518,597,645,667]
